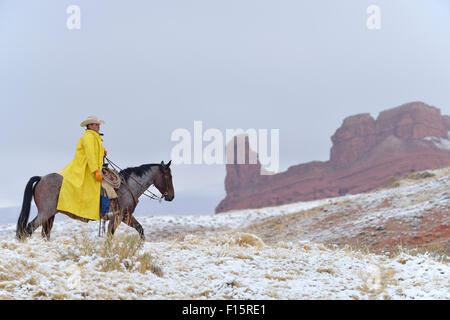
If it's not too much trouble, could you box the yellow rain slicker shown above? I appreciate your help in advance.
[57,130,104,220]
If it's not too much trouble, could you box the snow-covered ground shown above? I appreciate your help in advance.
[0,169,449,299]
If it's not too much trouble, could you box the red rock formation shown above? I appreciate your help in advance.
[223,134,262,194]
[330,113,377,168]
[216,102,450,213]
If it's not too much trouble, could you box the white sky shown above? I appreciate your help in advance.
[1,0,449,212]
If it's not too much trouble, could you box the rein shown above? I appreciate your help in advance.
[104,157,167,203]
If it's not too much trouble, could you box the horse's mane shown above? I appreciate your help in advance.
[120,164,162,182]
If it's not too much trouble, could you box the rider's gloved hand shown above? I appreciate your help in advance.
[104,149,107,157]
[95,169,103,182]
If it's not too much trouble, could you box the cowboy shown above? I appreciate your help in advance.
[56,116,107,221]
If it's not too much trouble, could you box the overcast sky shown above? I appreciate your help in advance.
[1,0,449,214]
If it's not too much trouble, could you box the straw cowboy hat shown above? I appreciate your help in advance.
[80,116,106,127]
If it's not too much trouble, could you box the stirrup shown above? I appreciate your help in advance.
[100,211,114,219]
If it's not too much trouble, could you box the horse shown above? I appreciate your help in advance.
[16,160,174,241]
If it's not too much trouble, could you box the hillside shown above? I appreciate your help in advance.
[0,167,448,299]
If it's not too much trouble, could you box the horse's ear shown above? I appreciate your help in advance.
[167,160,171,167]
[160,161,164,166]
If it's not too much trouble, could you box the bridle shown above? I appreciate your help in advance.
[161,173,170,198]
[105,157,169,204]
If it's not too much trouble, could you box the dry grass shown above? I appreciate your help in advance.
[33,291,49,298]
[57,248,81,262]
[51,293,70,299]
[232,232,265,249]
[209,231,265,250]
[1,242,18,250]
[384,176,401,189]
[324,242,371,257]
[405,171,435,180]
[58,232,163,277]
[379,170,436,191]
[316,268,335,275]
[242,206,324,244]
[391,243,449,262]
[98,234,162,276]
[0,259,35,284]
[265,274,293,281]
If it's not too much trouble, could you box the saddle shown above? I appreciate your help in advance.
[100,167,121,220]
[102,167,121,195]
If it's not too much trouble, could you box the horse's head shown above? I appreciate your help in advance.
[154,160,174,201]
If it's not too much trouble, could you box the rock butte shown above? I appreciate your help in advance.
[216,101,450,213]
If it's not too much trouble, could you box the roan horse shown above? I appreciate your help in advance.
[16,160,174,241]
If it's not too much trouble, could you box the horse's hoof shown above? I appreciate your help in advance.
[16,232,28,241]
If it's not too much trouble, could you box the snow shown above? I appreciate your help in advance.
[0,169,449,300]
[424,132,450,151]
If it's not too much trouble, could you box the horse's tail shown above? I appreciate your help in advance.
[16,176,41,240]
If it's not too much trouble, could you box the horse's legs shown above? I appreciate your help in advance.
[31,173,61,240]
[107,214,122,237]
[41,215,56,240]
[123,216,145,241]
[25,212,49,237]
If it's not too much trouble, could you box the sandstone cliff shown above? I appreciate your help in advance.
[216,102,450,213]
